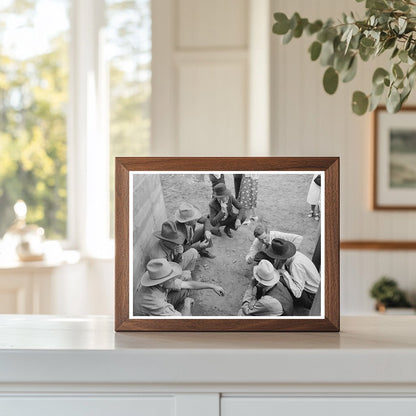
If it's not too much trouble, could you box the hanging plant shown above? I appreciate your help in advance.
[272,0,416,115]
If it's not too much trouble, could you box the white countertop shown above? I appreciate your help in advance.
[0,315,415,387]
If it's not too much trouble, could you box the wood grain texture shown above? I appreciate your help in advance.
[373,106,416,210]
[115,157,340,332]
[325,158,340,331]
[341,241,416,250]
[115,160,130,330]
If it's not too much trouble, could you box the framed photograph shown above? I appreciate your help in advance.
[115,157,339,332]
[374,106,416,210]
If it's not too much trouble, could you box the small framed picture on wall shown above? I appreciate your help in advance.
[374,106,416,210]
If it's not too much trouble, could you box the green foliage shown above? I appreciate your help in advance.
[352,90,369,114]
[0,8,69,239]
[370,276,412,307]
[272,0,416,115]
[309,41,322,61]
[323,67,339,94]
[107,0,151,237]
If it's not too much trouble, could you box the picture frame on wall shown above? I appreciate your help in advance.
[374,106,416,210]
[115,157,339,332]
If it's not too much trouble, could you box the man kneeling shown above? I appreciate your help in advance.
[238,259,294,316]
[136,258,225,316]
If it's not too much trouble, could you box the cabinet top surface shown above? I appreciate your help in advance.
[1,315,415,385]
[0,315,415,351]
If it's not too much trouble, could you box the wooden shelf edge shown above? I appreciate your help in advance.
[341,241,416,250]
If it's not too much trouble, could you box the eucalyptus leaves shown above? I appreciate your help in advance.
[273,0,416,115]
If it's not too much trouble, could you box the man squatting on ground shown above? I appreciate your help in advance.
[247,233,320,310]
[148,220,198,274]
[174,202,215,259]
[245,224,303,264]
[146,220,199,311]
[239,259,294,316]
[136,258,224,316]
[209,183,246,238]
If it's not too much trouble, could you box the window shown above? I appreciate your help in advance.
[106,0,151,237]
[0,0,70,239]
[0,0,151,252]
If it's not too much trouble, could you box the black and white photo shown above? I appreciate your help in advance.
[130,172,324,319]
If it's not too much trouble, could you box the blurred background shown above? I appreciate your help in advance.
[0,0,415,316]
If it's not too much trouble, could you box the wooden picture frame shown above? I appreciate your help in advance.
[115,157,339,332]
[373,106,416,210]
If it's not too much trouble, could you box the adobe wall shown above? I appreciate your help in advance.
[132,174,167,302]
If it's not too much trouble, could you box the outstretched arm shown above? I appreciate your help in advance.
[246,238,263,263]
[181,281,225,296]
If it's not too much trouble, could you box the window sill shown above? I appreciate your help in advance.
[0,249,81,271]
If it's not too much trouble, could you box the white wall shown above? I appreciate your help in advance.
[152,0,267,156]
[271,0,416,313]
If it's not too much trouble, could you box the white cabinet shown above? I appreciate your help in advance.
[222,398,416,416]
[1,397,175,416]
[0,316,416,416]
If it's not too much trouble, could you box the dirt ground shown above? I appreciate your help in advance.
[160,173,321,316]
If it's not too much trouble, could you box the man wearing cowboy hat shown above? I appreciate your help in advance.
[149,220,199,276]
[136,258,225,316]
[238,259,294,316]
[209,182,245,238]
[245,224,303,264]
[175,202,215,259]
[262,238,320,309]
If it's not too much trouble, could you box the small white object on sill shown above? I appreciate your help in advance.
[0,239,80,270]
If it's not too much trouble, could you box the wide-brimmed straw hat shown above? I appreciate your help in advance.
[141,258,182,287]
[253,259,280,287]
[175,202,201,223]
[264,238,296,260]
[213,183,230,198]
[153,220,185,244]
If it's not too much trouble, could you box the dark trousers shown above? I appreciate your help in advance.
[312,235,321,272]
[234,174,243,199]
[212,213,237,234]
[167,289,189,312]
[212,211,246,233]
[295,290,315,309]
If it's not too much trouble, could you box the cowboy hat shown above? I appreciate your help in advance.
[264,238,296,260]
[141,258,182,287]
[153,220,185,244]
[175,202,201,223]
[253,259,280,287]
[212,183,230,198]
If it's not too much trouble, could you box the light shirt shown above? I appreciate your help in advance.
[136,278,183,316]
[246,230,303,262]
[281,252,320,297]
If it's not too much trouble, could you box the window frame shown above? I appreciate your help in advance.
[67,0,112,257]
